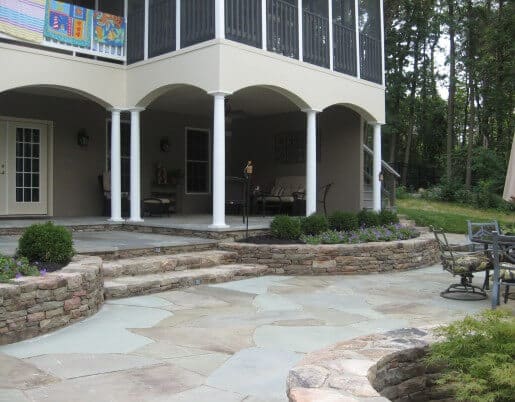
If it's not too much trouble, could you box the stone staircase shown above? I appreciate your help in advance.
[102,250,269,299]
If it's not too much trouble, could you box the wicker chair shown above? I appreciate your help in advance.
[431,226,492,300]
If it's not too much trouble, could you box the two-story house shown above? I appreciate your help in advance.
[0,0,385,229]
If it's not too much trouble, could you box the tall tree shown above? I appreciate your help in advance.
[446,0,456,180]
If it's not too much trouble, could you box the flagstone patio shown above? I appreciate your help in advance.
[0,265,503,402]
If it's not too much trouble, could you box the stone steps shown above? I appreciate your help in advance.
[103,264,270,299]
[101,250,238,278]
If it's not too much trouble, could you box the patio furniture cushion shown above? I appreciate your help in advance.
[500,263,515,282]
[143,198,171,204]
[441,253,492,274]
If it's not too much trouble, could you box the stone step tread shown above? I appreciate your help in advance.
[101,250,238,278]
[103,264,270,299]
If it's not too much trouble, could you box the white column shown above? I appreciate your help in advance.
[110,109,123,222]
[298,0,303,61]
[129,108,144,222]
[354,0,360,78]
[379,0,385,85]
[261,0,267,50]
[215,0,225,39]
[328,0,333,70]
[176,0,181,50]
[373,122,382,212]
[210,92,230,228]
[304,109,318,216]
[144,0,149,59]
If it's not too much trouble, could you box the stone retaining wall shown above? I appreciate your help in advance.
[220,232,439,275]
[0,255,104,345]
[287,328,453,402]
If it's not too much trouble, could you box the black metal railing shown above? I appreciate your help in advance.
[302,10,329,68]
[181,0,215,48]
[359,33,382,84]
[127,0,145,63]
[149,0,176,57]
[267,0,298,59]
[333,22,356,76]
[225,0,262,48]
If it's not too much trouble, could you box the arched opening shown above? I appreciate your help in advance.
[0,85,112,217]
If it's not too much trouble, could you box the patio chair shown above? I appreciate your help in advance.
[431,226,491,300]
[466,220,499,288]
[490,232,515,307]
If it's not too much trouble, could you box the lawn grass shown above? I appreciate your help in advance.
[397,198,515,234]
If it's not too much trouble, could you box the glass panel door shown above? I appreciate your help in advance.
[0,122,7,215]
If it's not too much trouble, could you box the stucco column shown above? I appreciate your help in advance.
[110,109,123,222]
[215,0,225,39]
[129,108,144,222]
[210,92,230,229]
[304,109,319,216]
[373,122,382,212]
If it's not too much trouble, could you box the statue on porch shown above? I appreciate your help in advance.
[156,163,168,185]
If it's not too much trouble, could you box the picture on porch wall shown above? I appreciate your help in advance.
[274,131,321,164]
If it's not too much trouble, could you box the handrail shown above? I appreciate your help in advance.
[363,144,400,178]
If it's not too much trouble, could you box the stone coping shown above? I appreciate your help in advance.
[287,328,439,402]
[220,232,439,275]
[0,255,104,345]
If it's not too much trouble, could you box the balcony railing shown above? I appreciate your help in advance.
[0,0,383,85]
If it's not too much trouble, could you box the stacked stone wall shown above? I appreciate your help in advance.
[0,256,103,345]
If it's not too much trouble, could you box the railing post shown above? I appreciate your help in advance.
[123,0,128,63]
[328,0,333,71]
[215,0,225,39]
[144,0,149,59]
[298,0,303,61]
[176,0,181,50]
[354,0,360,79]
[262,0,267,50]
[380,0,385,85]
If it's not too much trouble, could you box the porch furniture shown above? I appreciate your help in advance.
[256,176,305,216]
[431,226,491,300]
[481,232,515,308]
[98,173,129,217]
[466,220,499,287]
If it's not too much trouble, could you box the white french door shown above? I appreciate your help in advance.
[0,120,48,215]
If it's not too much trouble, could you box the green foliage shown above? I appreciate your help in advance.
[17,222,74,264]
[270,215,301,240]
[328,211,359,232]
[378,210,399,225]
[301,225,419,245]
[300,214,329,236]
[357,210,380,228]
[396,186,411,200]
[0,255,40,282]
[426,310,515,402]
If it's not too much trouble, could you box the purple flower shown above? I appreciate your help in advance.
[15,272,22,279]
[39,269,47,276]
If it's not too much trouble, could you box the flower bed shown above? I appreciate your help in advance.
[0,255,104,345]
[220,231,439,275]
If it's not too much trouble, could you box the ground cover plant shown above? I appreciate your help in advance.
[0,254,43,283]
[397,198,515,234]
[17,222,74,270]
[426,309,515,402]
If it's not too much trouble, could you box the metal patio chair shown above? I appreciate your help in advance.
[431,226,491,300]
[491,232,515,308]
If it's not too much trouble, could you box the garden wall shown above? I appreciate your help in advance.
[0,255,103,345]
[220,232,439,275]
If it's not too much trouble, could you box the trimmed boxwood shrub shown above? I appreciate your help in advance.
[301,214,329,236]
[378,210,399,225]
[328,211,359,232]
[357,210,380,228]
[17,222,74,264]
[270,215,302,240]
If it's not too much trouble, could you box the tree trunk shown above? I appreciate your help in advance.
[446,0,456,179]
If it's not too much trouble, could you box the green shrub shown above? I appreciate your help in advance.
[270,215,301,240]
[328,211,359,232]
[396,185,410,199]
[17,222,74,264]
[0,254,40,282]
[378,210,399,225]
[357,210,380,228]
[300,214,329,236]
[426,310,515,402]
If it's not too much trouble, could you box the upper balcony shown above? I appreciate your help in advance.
[0,0,384,86]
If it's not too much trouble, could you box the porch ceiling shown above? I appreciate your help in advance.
[148,86,299,117]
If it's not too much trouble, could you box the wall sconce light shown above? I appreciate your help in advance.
[160,138,170,152]
[77,129,89,147]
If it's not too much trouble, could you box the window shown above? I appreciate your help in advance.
[15,127,40,203]
[106,120,131,193]
[185,128,210,194]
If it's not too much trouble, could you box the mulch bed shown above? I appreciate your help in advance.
[236,235,302,245]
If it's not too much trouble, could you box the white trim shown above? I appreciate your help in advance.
[328,0,333,71]
[144,0,149,60]
[298,0,303,61]
[379,0,385,86]
[184,127,211,195]
[261,0,267,51]
[176,0,181,50]
[354,0,360,79]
